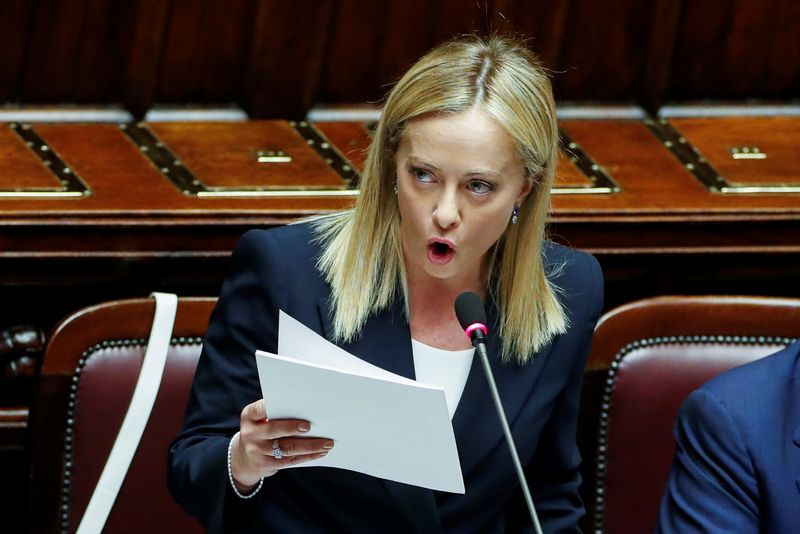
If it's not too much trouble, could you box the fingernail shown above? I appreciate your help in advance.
[297,422,310,432]
[323,440,334,449]
[319,451,328,457]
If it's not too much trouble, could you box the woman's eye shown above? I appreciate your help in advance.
[466,180,493,194]
[411,167,435,183]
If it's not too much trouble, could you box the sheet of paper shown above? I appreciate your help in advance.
[254,311,464,493]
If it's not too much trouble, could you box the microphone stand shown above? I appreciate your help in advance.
[474,341,544,534]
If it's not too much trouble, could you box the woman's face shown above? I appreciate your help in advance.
[395,106,532,287]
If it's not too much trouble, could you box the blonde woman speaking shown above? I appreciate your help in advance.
[169,35,603,533]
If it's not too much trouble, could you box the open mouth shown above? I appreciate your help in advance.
[427,239,455,265]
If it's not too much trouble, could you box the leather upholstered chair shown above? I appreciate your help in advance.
[580,296,800,534]
[30,297,216,533]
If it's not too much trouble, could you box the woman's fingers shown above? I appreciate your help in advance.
[269,437,334,459]
[240,400,312,441]
[235,399,334,480]
[241,399,267,422]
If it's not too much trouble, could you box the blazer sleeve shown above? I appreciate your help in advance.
[519,252,604,533]
[167,229,289,533]
[656,389,760,534]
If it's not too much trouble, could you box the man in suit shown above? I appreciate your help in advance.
[657,338,800,533]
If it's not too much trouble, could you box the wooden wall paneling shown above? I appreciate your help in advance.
[22,0,92,101]
[668,0,729,98]
[0,1,35,102]
[765,0,800,96]
[317,0,391,105]
[374,0,441,91]
[432,0,491,43]
[555,0,654,100]
[156,0,208,102]
[71,1,139,102]
[157,0,254,103]
[122,0,171,119]
[244,0,334,118]
[637,0,684,113]
[198,0,255,101]
[716,0,776,96]
[669,0,800,99]
[490,0,570,71]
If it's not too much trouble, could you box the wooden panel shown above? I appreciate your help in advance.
[491,0,570,67]
[670,0,800,99]
[670,117,800,187]
[148,121,348,189]
[314,121,372,172]
[244,0,334,118]
[122,1,171,118]
[0,127,63,189]
[71,0,139,102]
[0,0,34,102]
[556,0,656,99]
[1,0,799,115]
[22,0,91,101]
[0,118,797,261]
[555,151,598,189]
[158,0,254,102]
[319,1,390,104]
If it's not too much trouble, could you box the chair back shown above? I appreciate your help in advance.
[583,296,800,534]
[30,297,216,533]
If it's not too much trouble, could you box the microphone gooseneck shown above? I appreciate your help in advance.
[454,292,543,534]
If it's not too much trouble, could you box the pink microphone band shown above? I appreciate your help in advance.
[464,323,488,339]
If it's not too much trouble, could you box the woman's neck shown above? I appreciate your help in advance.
[404,262,488,350]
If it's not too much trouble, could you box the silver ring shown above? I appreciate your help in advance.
[272,439,283,460]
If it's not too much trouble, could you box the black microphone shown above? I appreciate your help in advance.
[454,292,543,534]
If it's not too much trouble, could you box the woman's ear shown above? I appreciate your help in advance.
[516,177,534,204]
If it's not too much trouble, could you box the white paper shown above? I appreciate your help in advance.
[254,311,464,493]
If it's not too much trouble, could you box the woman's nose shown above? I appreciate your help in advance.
[433,190,460,229]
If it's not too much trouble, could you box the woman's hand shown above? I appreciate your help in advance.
[230,399,333,492]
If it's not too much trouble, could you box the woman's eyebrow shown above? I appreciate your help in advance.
[407,156,439,171]
[408,156,501,177]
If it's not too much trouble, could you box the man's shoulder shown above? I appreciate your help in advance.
[700,339,800,401]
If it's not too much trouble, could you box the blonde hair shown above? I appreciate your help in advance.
[312,35,567,363]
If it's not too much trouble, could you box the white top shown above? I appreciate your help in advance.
[411,338,475,419]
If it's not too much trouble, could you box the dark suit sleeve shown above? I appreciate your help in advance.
[523,252,604,533]
[656,389,759,534]
[167,229,288,533]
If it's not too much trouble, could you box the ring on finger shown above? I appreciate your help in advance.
[272,439,283,460]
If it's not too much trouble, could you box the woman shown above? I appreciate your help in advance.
[168,35,603,533]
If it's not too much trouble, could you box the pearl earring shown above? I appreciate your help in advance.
[511,206,519,225]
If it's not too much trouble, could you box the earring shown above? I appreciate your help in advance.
[510,206,519,225]
[393,182,398,195]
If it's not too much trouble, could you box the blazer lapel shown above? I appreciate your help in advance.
[451,299,550,478]
[317,296,441,533]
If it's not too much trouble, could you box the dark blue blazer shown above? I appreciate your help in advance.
[657,339,800,533]
[168,222,603,533]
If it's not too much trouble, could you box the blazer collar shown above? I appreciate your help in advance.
[318,295,440,533]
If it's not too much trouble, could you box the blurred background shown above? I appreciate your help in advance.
[1,1,799,532]
[1,0,797,118]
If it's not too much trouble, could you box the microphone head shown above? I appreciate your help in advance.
[454,291,487,331]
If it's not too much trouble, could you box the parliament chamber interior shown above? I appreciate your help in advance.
[1,1,799,532]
